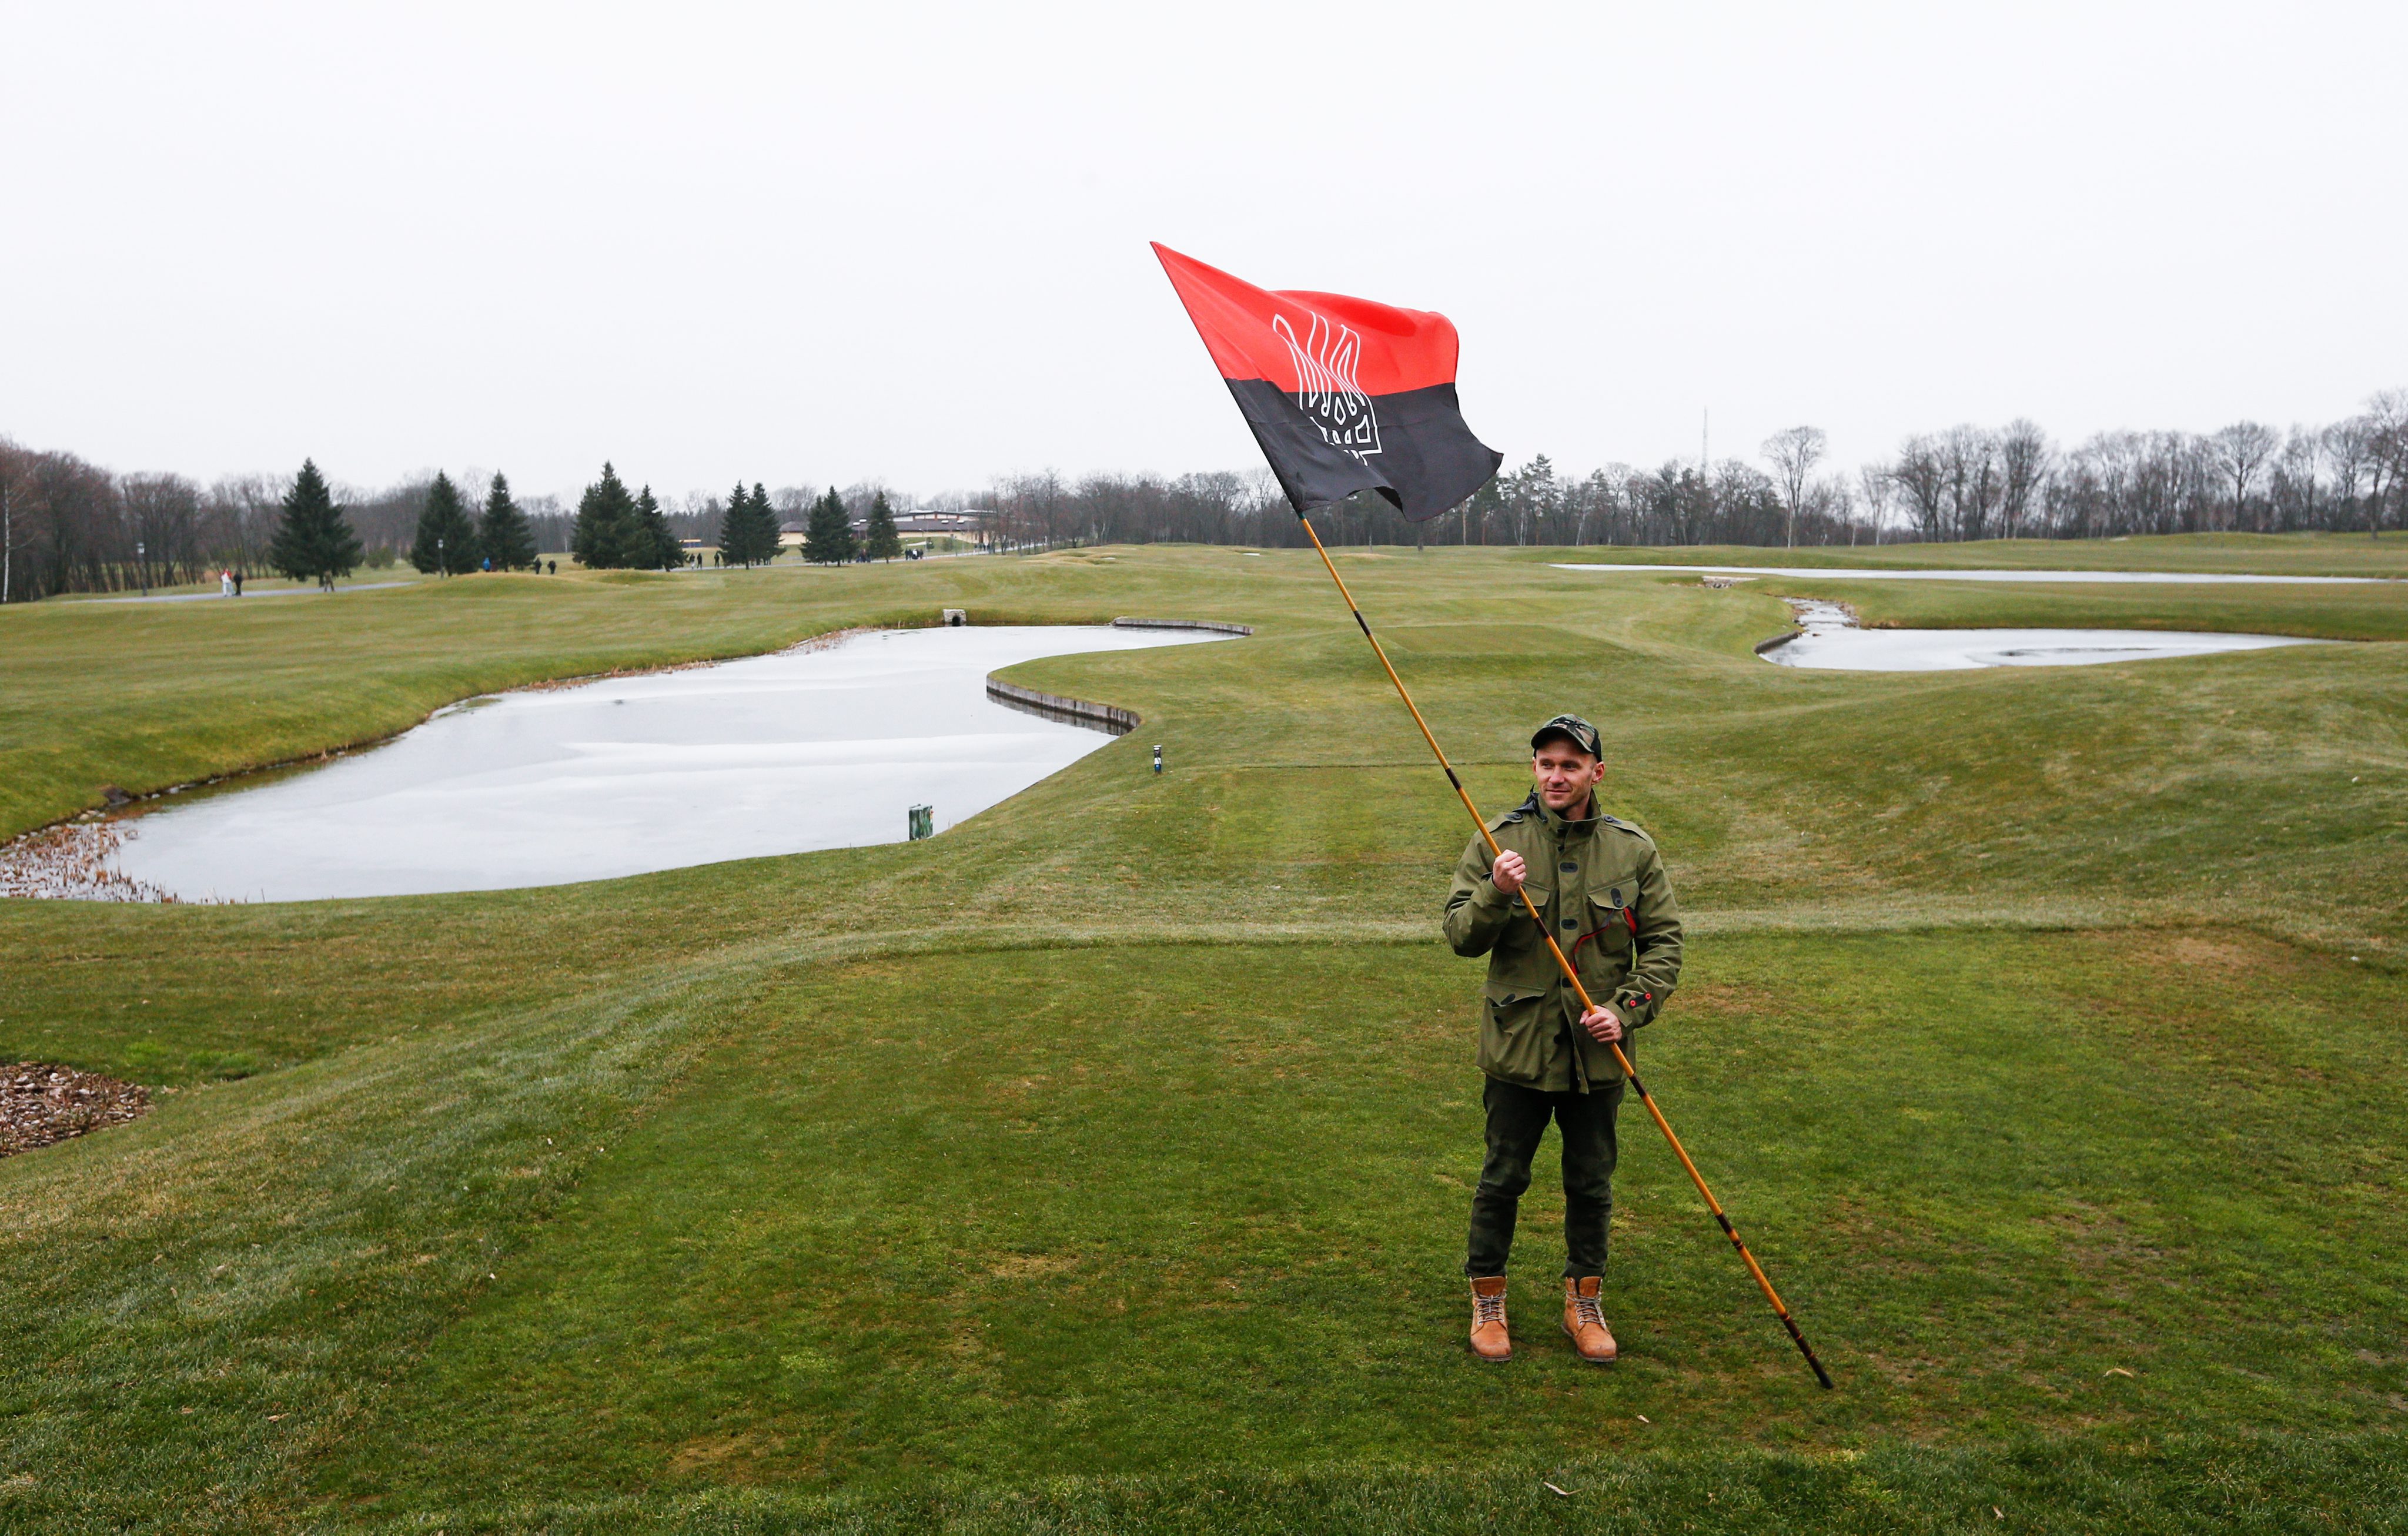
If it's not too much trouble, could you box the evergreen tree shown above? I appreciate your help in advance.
[718,480,752,567]
[631,484,684,570]
[409,471,480,575]
[479,471,539,571]
[751,483,781,563]
[725,480,787,567]
[269,459,364,589]
[802,487,857,565]
[571,463,637,569]
[864,490,902,561]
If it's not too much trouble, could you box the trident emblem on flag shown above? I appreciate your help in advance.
[1272,312,1383,461]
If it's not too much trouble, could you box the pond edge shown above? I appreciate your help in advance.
[982,617,1256,733]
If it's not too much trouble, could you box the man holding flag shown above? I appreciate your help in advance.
[1444,714,1683,1363]
[1153,243,1828,1387]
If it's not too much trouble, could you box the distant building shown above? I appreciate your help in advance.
[778,521,807,549]
[848,510,993,544]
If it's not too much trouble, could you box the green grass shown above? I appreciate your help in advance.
[1543,530,2408,578]
[2,536,2404,1532]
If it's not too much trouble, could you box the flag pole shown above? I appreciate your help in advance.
[1295,510,1833,1390]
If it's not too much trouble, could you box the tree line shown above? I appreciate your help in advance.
[7,387,2402,598]
[0,447,572,600]
[972,389,2408,551]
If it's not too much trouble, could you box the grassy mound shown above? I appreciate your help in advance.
[1,539,2402,1531]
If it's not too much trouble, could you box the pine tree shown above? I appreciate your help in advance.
[479,471,539,571]
[864,490,902,561]
[803,487,857,565]
[717,479,779,567]
[750,483,781,563]
[571,463,637,569]
[409,472,480,575]
[269,459,364,588]
[718,480,752,567]
[631,485,683,570]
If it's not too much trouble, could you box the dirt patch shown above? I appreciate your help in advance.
[2152,934,2259,976]
[668,1428,790,1478]
[988,1252,1076,1279]
[1,1063,153,1156]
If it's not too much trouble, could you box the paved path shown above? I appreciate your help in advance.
[70,581,419,605]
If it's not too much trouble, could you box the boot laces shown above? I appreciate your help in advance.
[1573,1290,1604,1329]
[1474,1290,1506,1325]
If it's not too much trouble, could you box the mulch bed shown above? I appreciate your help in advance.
[1,1063,152,1156]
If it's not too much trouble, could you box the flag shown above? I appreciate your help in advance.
[1152,243,1502,520]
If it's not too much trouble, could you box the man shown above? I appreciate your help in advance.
[1443,714,1683,1364]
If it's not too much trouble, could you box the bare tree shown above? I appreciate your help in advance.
[1761,426,1826,548]
[1996,420,2052,539]
[1855,464,1893,545]
[1891,436,1947,541]
[2269,427,2322,531]
[1938,426,2000,541]
[2366,390,2408,538]
[2208,421,2280,531]
[1801,478,1855,546]
[2320,417,2373,533]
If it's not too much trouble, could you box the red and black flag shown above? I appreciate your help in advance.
[1152,243,1502,520]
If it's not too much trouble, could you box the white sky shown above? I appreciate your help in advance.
[6,1,2402,504]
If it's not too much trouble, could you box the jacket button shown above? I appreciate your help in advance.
[1610,888,1622,903]
[1561,919,1577,929]
[1558,862,1577,872]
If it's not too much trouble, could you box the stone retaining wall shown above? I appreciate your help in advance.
[1110,617,1255,636]
[982,678,1141,733]
[982,618,1253,732]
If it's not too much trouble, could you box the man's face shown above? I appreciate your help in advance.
[1532,738,1606,814]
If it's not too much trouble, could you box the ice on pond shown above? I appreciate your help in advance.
[93,624,1231,902]
[1762,598,2329,671]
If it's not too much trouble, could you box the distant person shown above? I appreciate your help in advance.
[481,555,492,572]
[233,571,244,595]
[219,570,233,597]
[547,559,557,575]
[1444,714,1683,1367]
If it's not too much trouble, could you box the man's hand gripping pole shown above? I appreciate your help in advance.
[1297,514,1832,1389]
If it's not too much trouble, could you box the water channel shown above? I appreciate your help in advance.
[95,624,1230,902]
[1761,598,2329,671]
[1550,563,2385,584]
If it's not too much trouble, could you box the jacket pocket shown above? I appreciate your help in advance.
[1576,891,1633,986]
[1583,889,1633,944]
[1479,978,1551,1083]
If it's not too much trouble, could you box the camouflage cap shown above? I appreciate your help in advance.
[1530,713,1602,759]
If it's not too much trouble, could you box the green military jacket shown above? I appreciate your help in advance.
[1443,792,1684,1093]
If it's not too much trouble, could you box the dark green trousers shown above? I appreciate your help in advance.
[1464,1075,1624,1279]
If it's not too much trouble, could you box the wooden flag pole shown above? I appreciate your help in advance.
[1296,511,1832,1390]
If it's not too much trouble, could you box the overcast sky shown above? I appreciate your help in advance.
[6,1,2402,504]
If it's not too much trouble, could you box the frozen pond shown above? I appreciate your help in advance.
[1762,598,2329,671]
[1553,563,2383,584]
[95,625,1229,901]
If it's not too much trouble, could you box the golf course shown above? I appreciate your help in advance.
[4,536,2404,1533]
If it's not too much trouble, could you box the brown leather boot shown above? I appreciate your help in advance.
[1562,1276,1617,1363]
[1468,1276,1511,1361]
